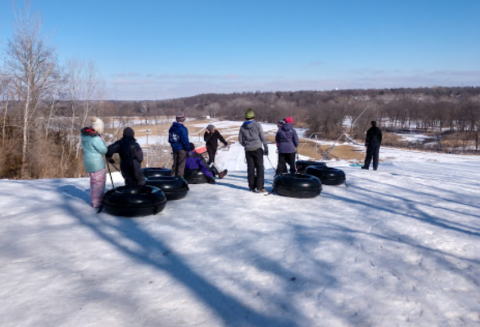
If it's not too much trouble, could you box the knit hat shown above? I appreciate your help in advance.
[206,124,214,132]
[189,142,196,151]
[123,127,135,138]
[91,116,104,134]
[277,119,285,126]
[245,108,255,120]
[176,112,186,123]
[285,117,293,124]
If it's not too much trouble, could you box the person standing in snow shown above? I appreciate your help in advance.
[186,143,227,184]
[275,116,299,175]
[204,124,229,165]
[238,108,269,193]
[168,112,191,179]
[106,127,145,186]
[362,121,382,171]
[81,117,108,208]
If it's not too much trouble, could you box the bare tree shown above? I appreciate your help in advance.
[6,1,58,177]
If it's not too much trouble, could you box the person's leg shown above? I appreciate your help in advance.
[207,146,216,164]
[89,168,106,208]
[177,150,187,177]
[287,153,296,174]
[134,162,146,186]
[246,151,256,191]
[171,151,178,176]
[253,148,265,190]
[276,153,287,176]
[363,145,374,169]
[372,144,380,170]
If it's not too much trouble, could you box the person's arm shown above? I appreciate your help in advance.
[293,129,299,148]
[204,131,211,143]
[198,158,213,178]
[106,141,120,159]
[133,143,144,162]
[92,136,108,155]
[180,126,191,152]
[258,123,268,154]
[217,131,228,146]
[238,128,244,147]
[379,129,383,144]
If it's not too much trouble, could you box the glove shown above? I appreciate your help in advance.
[264,148,269,156]
[108,158,115,164]
[208,176,216,184]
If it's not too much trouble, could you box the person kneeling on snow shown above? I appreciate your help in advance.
[186,143,227,184]
[106,127,146,186]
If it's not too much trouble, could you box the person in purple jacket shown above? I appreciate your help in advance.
[185,143,227,184]
[275,116,299,175]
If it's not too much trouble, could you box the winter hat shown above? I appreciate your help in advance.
[206,124,215,132]
[123,127,135,138]
[245,108,255,120]
[176,112,186,123]
[277,119,285,126]
[189,142,196,151]
[285,117,293,124]
[371,121,377,127]
[91,116,104,134]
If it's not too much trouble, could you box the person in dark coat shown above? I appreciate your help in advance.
[106,127,145,186]
[204,124,229,164]
[169,112,191,178]
[275,116,299,175]
[362,121,382,170]
[185,143,227,184]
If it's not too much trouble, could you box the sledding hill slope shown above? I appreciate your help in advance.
[1,146,480,327]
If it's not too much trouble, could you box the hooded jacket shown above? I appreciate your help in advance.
[238,121,268,152]
[169,122,191,152]
[81,127,108,173]
[365,127,382,146]
[275,123,299,153]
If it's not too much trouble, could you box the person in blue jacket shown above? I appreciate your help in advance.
[81,117,108,208]
[169,112,191,178]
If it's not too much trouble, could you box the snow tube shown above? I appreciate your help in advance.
[295,160,327,174]
[305,166,346,186]
[184,168,209,184]
[273,174,322,198]
[145,176,189,200]
[142,167,172,178]
[102,185,167,217]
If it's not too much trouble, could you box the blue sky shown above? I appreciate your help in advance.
[1,0,479,100]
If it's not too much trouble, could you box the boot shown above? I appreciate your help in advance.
[218,169,228,179]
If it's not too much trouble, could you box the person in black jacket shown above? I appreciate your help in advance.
[204,124,229,164]
[106,127,146,186]
[362,121,382,170]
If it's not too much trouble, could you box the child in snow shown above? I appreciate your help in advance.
[81,117,108,208]
[106,127,145,186]
[275,116,299,175]
[169,112,191,179]
[186,143,227,184]
[238,108,268,193]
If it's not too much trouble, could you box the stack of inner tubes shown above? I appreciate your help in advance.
[273,173,322,198]
[102,185,167,217]
[296,160,346,186]
[184,169,209,184]
[145,176,189,200]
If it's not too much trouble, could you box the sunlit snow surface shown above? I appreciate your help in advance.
[1,124,480,327]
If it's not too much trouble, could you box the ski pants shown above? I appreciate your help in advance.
[246,148,264,191]
[364,143,380,170]
[171,150,187,177]
[276,153,296,175]
[89,168,106,208]
[207,145,217,164]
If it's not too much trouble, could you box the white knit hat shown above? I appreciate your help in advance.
[91,116,104,134]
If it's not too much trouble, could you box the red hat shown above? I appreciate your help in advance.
[285,117,293,124]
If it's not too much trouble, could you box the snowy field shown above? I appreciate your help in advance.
[1,138,480,326]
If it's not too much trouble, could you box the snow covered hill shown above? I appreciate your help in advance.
[1,139,480,327]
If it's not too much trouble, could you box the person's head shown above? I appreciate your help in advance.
[91,116,104,134]
[123,127,135,139]
[245,108,255,120]
[371,121,377,128]
[176,112,186,123]
[285,117,293,124]
[189,143,195,151]
[277,119,285,128]
[207,124,215,133]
